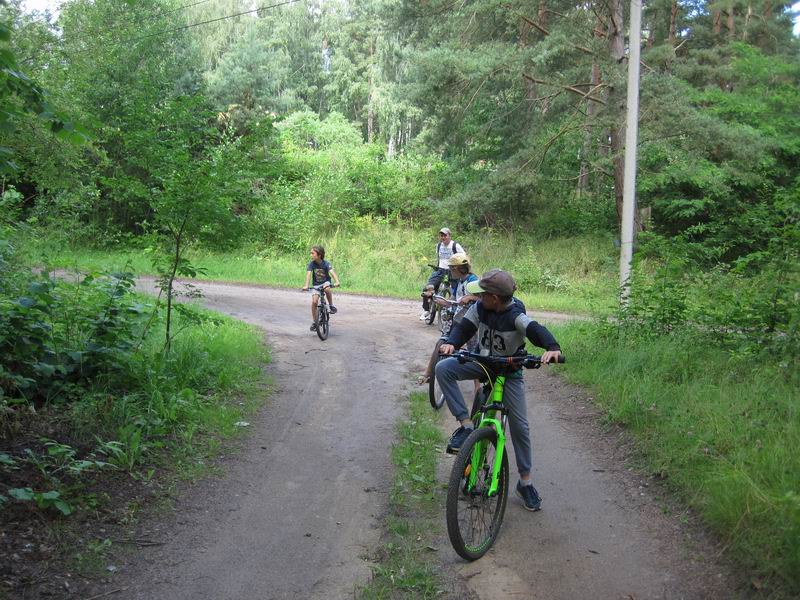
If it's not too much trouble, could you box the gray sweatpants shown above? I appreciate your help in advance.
[434,357,533,476]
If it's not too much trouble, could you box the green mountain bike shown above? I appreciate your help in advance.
[445,350,564,561]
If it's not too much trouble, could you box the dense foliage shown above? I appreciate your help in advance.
[1,3,795,371]
[0,0,794,378]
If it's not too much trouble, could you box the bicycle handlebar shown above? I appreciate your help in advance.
[432,294,459,306]
[302,283,340,291]
[449,350,565,369]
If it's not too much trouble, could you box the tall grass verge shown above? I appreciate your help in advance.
[552,320,800,597]
[21,221,617,314]
[359,391,446,599]
[68,307,268,474]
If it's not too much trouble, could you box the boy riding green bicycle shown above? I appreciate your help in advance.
[436,268,561,512]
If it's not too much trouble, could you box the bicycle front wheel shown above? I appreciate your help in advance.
[446,427,509,561]
[425,301,438,325]
[436,287,451,326]
[316,306,329,340]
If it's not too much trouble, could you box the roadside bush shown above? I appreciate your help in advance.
[623,231,799,369]
[0,267,146,404]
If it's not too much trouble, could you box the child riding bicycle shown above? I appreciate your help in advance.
[435,269,562,512]
[302,246,341,332]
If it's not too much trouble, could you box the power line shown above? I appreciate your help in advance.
[116,0,299,45]
[62,0,299,55]
[67,0,220,44]
[144,0,219,23]
[15,0,218,48]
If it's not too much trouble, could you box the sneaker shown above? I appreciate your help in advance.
[329,305,338,314]
[310,323,317,331]
[446,426,473,454]
[419,311,430,321]
[515,481,542,511]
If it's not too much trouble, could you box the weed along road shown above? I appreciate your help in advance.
[111,280,736,600]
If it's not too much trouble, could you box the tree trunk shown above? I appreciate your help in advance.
[608,0,626,227]
[764,0,772,18]
[578,11,605,197]
[538,1,548,29]
[519,12,531,46]
[577,63,601,195]
[726,8,735,37]
[743,2,752,39]
[367,90,374,143]
[367,40,375,144]
[713,10,722,35]
[668,0,678,43]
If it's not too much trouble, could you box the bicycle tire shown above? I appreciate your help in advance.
[428,341,446,410]
[316,305,329,340]
[425,300,438,325]
[436,287,451,326]
[446,427,509,561]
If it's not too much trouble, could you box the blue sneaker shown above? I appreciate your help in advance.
[516,481,542,511]
[446,426,473,454]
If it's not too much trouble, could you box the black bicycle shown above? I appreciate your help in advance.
[424,264,451,325]
[444,350,565,560]
[428,294,460,409]
[309,283,338,340]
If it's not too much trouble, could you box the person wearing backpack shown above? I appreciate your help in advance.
[420,228,465,321]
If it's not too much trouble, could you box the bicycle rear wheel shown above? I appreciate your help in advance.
[446,427,509,561]
[428,341,446,410]
[316,305,329,340]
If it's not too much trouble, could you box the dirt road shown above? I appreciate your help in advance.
[111,281,736,599]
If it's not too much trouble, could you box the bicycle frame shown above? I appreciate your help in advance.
[433,294,459,336]
[466,374,508,497]
[311,283,334,340]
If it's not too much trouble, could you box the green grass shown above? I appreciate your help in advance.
[22,221,618,314]
[67,305,269,474]
[358,391,447,599]
[552,320,800,598]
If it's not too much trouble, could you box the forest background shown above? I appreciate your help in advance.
[1,0,798,596]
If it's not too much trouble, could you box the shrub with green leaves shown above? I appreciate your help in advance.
[0,268,146,403]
